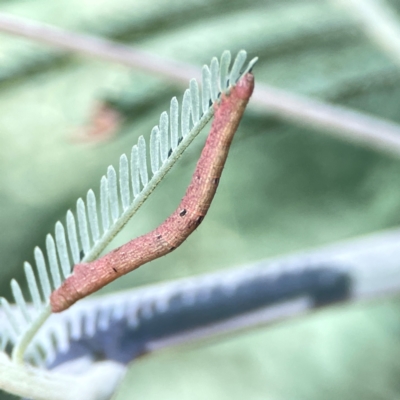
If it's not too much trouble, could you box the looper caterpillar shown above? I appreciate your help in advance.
[50,72,255,313]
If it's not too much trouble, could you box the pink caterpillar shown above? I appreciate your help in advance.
[50,72,255,313]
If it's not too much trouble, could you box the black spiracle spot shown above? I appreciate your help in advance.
[195,215,204,226]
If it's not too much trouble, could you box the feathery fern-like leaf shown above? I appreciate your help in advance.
[0,50,257,365]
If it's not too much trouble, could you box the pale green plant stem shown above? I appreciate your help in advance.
[11,305,51,364]
[1,13,400,157]
[10,103,215,364]
[0,12,200,84]
[252,85,400,157]
[335,0,400,66]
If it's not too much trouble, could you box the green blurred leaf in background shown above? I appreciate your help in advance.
[2,0,400,399]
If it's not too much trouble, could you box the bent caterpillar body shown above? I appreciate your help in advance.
[50,72,255,313]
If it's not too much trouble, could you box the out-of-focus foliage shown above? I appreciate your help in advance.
[1,0,400,399]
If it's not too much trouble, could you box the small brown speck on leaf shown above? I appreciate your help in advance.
[196,216,204,226]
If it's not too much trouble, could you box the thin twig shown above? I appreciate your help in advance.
[252,85,400,156]
[0,12,200,83]
[334,0,400,66]
[1,12,400,157]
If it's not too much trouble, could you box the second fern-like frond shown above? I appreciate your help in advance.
[0,50,257,365]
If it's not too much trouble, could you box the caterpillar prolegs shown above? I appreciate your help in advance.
[50,72,255,313]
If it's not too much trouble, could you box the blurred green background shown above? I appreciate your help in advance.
[2,0,400,399]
